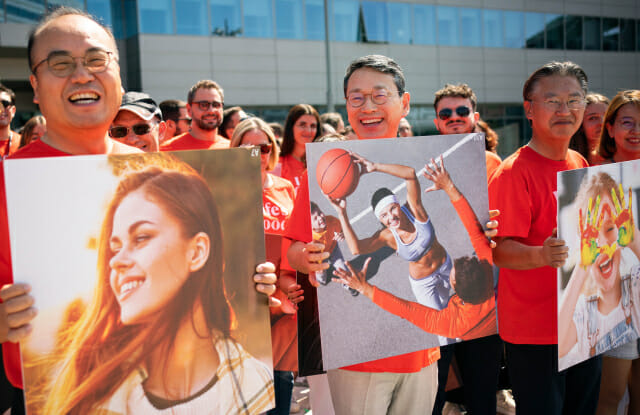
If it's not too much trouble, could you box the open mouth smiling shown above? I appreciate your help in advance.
[68,91,100,104]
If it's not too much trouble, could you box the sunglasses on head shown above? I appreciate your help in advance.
[108,123,154,138]
[0,100,13,110]
[240,143,272,154]
[437,106,471,120]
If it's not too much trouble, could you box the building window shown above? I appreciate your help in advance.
[276,0,303,39]
[87,0,114,32]
[243,0,273,38]
[565,15,582,50]
[504,10,524,48]
[5,0,45,23]
[460,8,481,47]
[211,0,242,36]
[483,9,503,48]
[584,16,601,50]
[139,0,173,34]
[437,6,459,46]
[361,1,387,43]
[621,19,636,51]
[332,0,358,42]
[413,4,435,45]
[176,0,208,35]
[305,0,325,40]
[545,14,563,49]
[387,2,410,44]
[525,12,545,48]
[602,17,619,51]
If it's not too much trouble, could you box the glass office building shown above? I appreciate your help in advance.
[1,0,639,155]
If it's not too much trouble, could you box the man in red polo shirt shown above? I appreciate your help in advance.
[286,55,440,415]
[161,80,230,151]
[0,8,276,414]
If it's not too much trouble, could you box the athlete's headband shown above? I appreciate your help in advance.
[374,194,399,218]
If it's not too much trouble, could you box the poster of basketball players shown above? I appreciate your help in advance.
[304,133,497,370]
[557,160,640,371]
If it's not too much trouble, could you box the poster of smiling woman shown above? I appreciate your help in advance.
[4,150,274,414]
[557,160,640,371]
[305,133,496,370]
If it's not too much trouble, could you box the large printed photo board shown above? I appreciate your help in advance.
[4,150,275,414]
[557,160,640,371]
[305,133,496,370]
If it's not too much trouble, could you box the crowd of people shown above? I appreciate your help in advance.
[0,5,639,415]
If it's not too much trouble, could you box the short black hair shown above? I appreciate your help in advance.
[371,187,395,212]
[310,201,322,215]
[523,61,588,101]
[159,99,186,122]
[0,84,16,104]
[453,256,494,305]
[344,55,405,98]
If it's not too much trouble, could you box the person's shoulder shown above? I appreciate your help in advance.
[8,139,67,159]
[270,174,294,189]
[160,132,190,150]
[566,149,588,168]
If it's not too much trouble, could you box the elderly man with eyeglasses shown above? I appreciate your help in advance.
[160,79,230,151]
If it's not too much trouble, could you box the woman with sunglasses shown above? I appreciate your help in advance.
[34,155,274,414]
[231,118,298,415]
[275,104,321,193]
[594,90,640,415]
[569,93,609,166]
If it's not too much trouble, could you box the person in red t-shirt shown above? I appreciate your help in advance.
[0,85,21,159]
[230,117,297,415]
[0,9,277,414]
[274,104,321,193]
[489,61,601,414]
[285,55,442,415]
[160,80,230,151]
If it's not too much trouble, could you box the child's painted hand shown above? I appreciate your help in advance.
[612,184,634,247]
[579,195,605,267]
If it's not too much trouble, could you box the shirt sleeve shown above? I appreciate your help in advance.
[284,171,312,244]
[452,197,492,264]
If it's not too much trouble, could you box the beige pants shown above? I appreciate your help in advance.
[327,362,438,415]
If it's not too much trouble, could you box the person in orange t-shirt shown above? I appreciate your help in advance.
[160,80,230,151]
[334,157,497,342]
[0,85,21,159]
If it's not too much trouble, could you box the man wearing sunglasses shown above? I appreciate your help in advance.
[110,91,166,152]
[0,84,21,158]
[431,83,507,415]
[161,79,230,151]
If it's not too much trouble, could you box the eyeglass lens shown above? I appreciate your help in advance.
[438,106,471,120]
[109,124,153,138]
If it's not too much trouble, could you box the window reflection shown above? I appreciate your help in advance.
[6,0,45,23]
[305,0,325,40]
[211,0,242,36]
[243,0,273,38]
[621,19,635,51]
[525,12,545,48]
[388,2,411,44]
[276,0,303,39]
[565,15,582,50]
[504,11,524,48]
[176,0,207,35]
[413,4,435,45]
[87,0,114,31]
[361,1,387,42]
[546,14,563,49]
[603,17,619,51]
[584,16,601,50]
[437,6,459,46]
[460,8,481,47]
[333,0,358,42]
[483,9,503,48]
[139,0,173,34]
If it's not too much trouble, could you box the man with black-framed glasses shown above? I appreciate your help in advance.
[0,84,21,158]
[110,91,166,152]
[161,79,230,151]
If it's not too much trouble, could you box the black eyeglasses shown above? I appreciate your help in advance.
[108,123,155,138]
[437,106,471,120]
[31,48,116,78]
[193,100,223,111]
[241,143,272,154]
[0,100,13,110]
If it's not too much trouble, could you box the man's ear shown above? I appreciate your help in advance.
[29,74,39,104]
[188,232,210,273]
[401,91,411,117]
[523,100,533,121]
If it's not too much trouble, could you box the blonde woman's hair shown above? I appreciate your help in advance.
[230,117,279,171]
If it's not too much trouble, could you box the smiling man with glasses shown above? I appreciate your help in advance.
[110,91,166,152]
[161,79,230,151]
[0,84,20,158]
